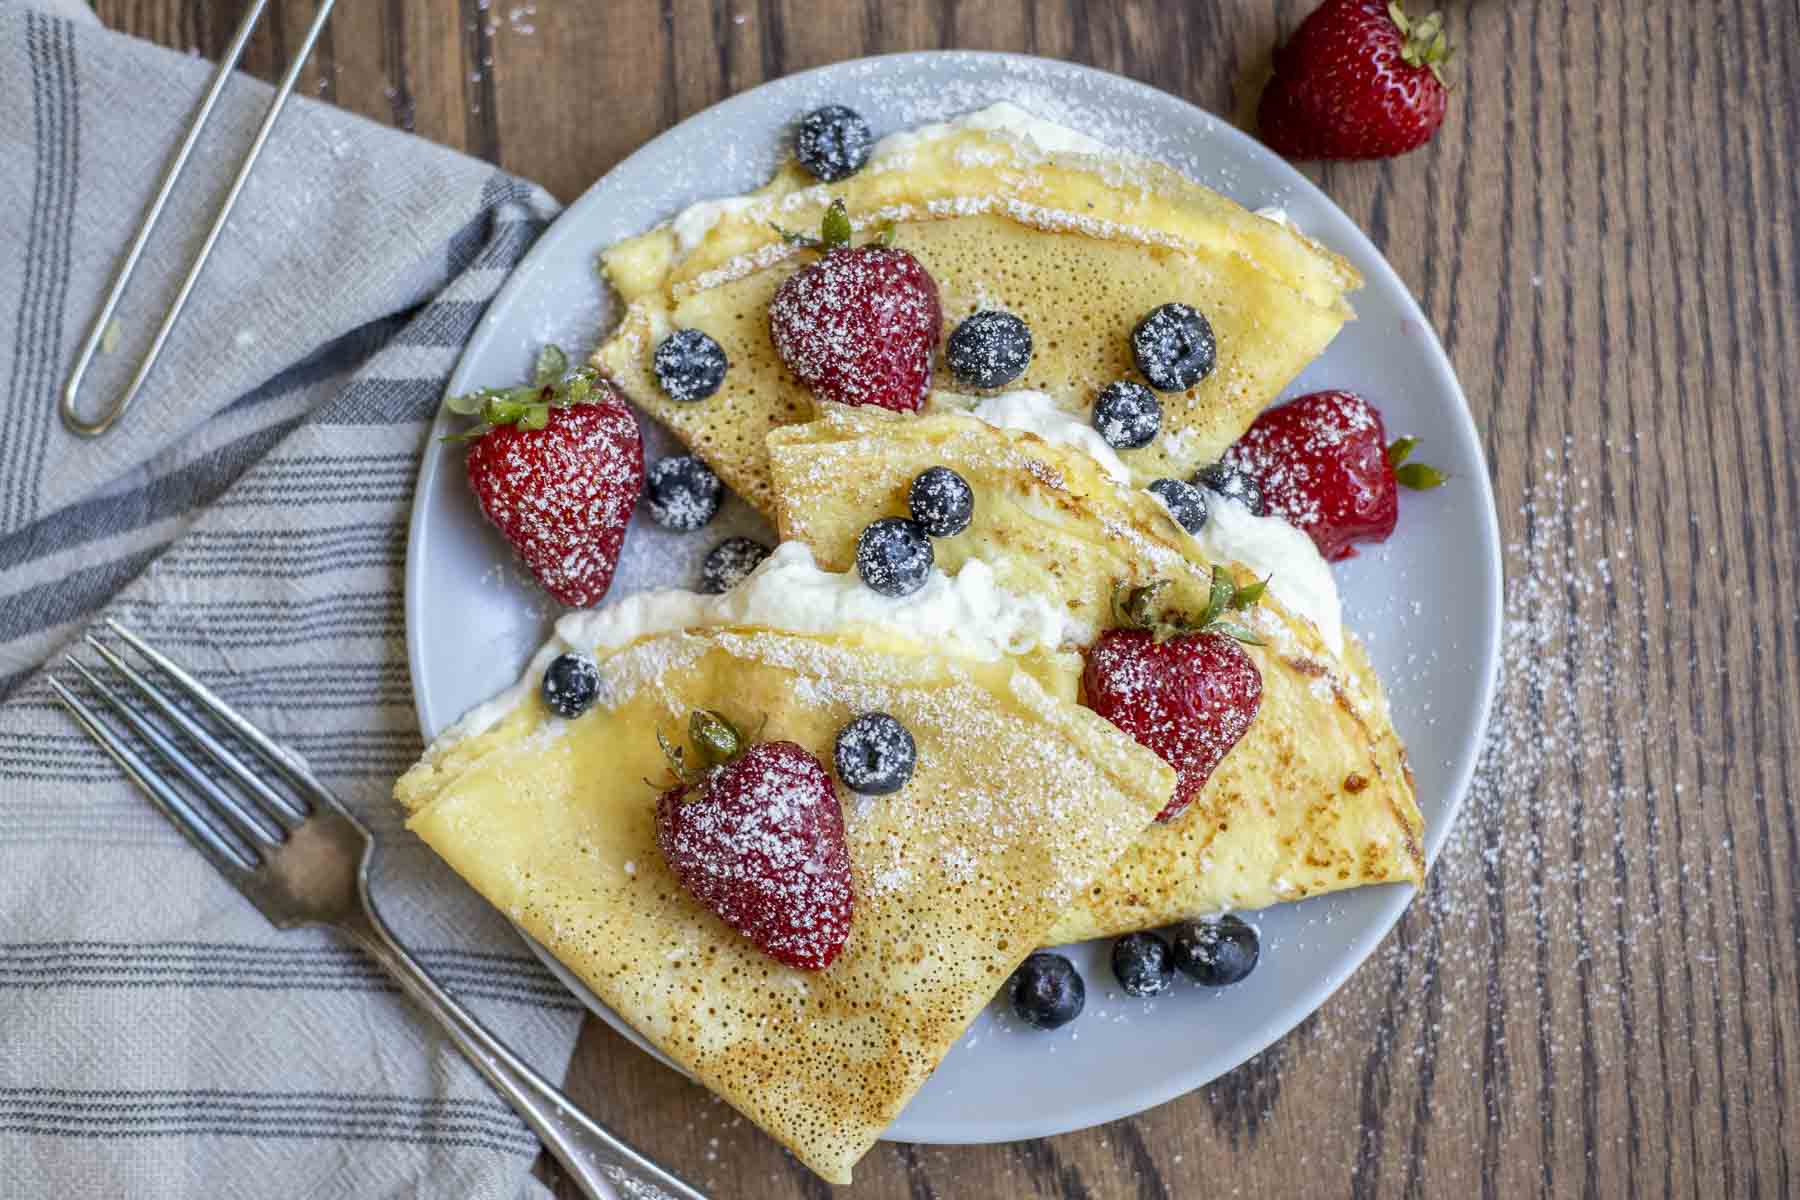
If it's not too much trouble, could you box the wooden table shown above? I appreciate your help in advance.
[98,1,1799,1195]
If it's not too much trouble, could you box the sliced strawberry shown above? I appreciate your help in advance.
[1081,579,1265,823]
[1225,390,1444,562]
[1258,0,1453,161]
[463,374,643,607]
[768,200,941,412]
[655,712,854,971]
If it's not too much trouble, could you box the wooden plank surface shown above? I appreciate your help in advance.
[92,1,1800,1195]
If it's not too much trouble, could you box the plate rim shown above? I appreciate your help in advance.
[403,49,1504,1146]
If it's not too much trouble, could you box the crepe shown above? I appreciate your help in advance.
[594,104,1361,518]
[395,620,1173,1184]
[765,403,1424,941]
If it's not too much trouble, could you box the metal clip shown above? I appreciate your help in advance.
[60,0,339,438]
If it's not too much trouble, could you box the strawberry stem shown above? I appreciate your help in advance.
[1109,574,1266,646]
[438,347,600,442]
[1388,1,1454,85]
[689,709,744,768]
[771,198,865,253]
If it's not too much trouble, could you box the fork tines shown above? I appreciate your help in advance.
[49,621,322,877]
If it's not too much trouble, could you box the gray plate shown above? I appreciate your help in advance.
[404,52,1502,1146]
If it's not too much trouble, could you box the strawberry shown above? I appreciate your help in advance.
[768,199,942,412]
[453,350,644,607]
[1081,576,1265,823]
[654,711,854,971]
[1258,1,1453,160]
[1224,390,1445,562]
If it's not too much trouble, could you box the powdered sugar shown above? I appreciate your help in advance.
[767,243,941,410]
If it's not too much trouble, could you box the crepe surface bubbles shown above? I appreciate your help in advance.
[765,403,1425,940]
[395,606,1173,1183]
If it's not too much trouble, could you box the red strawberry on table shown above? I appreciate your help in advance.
[1082,576,1265,823]
[455,352,644,607]
[1258,0,1453,160]
[655,710,854,971]
[768,199,942,412]
[1225,389,1445,562]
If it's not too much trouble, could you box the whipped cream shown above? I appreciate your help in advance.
[968,389,1133,484]
[671,195,759,253]
[868,100,1110,165]
[963,388,1343,652]
[453,543,1090,737]
[666,102,1113,257]
[1163,490,1345,655]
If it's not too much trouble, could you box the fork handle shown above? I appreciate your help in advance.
[340,899,707,1200]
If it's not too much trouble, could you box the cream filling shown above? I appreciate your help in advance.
[961,388,1342,652]
[451,543,1091,738]
[967,389,1133,485]
[668,102,1118,256]
[1170,490,1344,656]
[867,100,1111,164]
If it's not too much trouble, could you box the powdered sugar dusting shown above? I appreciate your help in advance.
[465,395,644,608]
[657,741,853,971]
[767,245,940,410]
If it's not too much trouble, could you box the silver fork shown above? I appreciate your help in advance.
[49,620,706,1200]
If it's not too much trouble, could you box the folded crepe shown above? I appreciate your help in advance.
[595,103,1361,518]
[395,602,1173,1183]
[765,403,1424,942]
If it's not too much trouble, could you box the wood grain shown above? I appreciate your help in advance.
[90,1,1800,1195]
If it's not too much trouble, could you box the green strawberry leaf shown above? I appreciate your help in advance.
[690,709,744,769]
[1230,577,1269,609]
[1395,462,1450,490]
[820,198,853,249]
[519,403,551,431]
[1387,436,1418,467]
[443,388,492,416]
[1209,622,1265,647]
[481,395,528,426]
[1206,565,1235,625]
[533,343,568,385]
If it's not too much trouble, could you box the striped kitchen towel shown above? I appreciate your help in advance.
[0,3,588,1196]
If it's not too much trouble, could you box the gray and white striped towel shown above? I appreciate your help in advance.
[0,3,591,1195]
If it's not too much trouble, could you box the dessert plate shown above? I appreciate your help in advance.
[403,52,1502,1146]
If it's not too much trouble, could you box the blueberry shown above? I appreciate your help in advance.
[653,329,728,403]
[1110,931,1175,998]
[1192,462,1267,517]
[541,652,601,719]
[1170,915,1260,987]
[795,105,873,182]
[833,712,917,795]
[699,536,770,594]
[1008,952,1085,1030]
[945,310,1033,389]
[1147,478,1209,534]
[855,517,933,598]
[1091,381,1162,449]
[907,467,974,538]
[1131,303,1216,392]
[644,455,722,531]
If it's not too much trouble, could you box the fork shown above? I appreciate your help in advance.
[48,620,707,1200]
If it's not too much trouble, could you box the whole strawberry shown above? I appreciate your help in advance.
[1258,0,1453,160]
[454,350,644,607]
[1082,577,1265,823]
[1225,390,1445,562]
[655,711,854,971]
[769,199,942,412]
